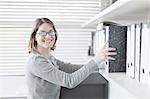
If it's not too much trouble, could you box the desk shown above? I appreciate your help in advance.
[60,73,108,99]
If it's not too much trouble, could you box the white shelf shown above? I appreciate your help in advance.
[99,70,150,99]
[82,0,150,28]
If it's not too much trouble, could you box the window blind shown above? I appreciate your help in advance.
[0,0,99,75]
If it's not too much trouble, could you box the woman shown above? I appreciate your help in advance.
[25,18,117,99]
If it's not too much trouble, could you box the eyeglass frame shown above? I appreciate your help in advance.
[37,30,55,36]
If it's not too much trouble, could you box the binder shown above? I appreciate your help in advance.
[134,24,142,81]
[94,23,106,56]
[105,26,110,73]
[140,23,150,85]
[95,29,105,54]
[126,25,131,77]
[126,24,136,78]
[130,24,136,78]
[148,23,150,86]
[104,25,127,73]
[95,23,108,69]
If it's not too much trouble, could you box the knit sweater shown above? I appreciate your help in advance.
[25,52,98,99]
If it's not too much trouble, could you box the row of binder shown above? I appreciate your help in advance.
[126,23,150,86]
[94,22,150,86]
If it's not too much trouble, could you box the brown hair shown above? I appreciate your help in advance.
[28,18,57,53]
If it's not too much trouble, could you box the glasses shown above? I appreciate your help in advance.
[37,31,55,36]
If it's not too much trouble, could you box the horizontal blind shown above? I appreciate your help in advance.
[52,29,92,64]
[0,0,99,75]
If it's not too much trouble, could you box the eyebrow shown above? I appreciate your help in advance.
[40,30,53,32]
[40,30,46,32]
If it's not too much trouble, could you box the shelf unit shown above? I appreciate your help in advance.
[82,0,150,28]
[83,0,150,99]
[99,70,150,99]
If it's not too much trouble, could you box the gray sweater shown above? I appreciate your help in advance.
[25,52,98,99]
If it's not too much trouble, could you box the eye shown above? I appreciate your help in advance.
[47,31,55,36]
[38,31,47,36]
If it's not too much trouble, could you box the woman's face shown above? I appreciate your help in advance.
[35,23,56,49]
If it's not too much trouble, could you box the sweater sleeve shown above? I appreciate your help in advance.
[31,55,98,89]
[54,58,83,73]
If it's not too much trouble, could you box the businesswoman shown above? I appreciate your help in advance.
[25,18,117,99]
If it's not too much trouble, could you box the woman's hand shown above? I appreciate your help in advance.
[93,42,117,64]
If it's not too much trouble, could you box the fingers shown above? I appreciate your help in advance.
[102,48,116,55]
[106,56,116,60]
[104,47,116,52]
[105,52,117,56]
[103,52,116,61]
[103,47,117,61]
